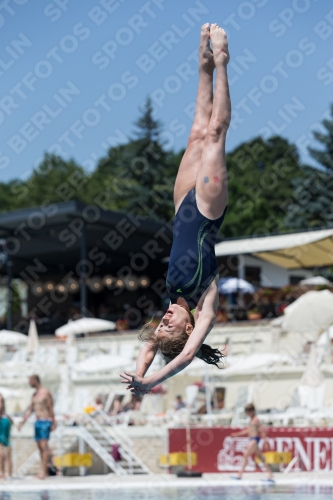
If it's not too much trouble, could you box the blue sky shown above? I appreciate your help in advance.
[1,0,332,181]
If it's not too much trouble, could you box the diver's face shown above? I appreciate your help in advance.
[155,304,192,339]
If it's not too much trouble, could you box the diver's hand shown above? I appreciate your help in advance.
[131,387,149,396]
[119,371,151,394]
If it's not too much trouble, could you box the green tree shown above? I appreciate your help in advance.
[0,103,315,239]
[223,136,304,237]
[88,98,178,221]
[0,182,15,212]
[284,103,333,229]
[7,154,88,210]
[308,103,333,170]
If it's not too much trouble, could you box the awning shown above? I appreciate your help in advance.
[215,228,333,269]
[0,200,172,277]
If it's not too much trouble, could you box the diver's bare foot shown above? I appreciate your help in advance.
[210,24,229,66]
[199,23,214,74]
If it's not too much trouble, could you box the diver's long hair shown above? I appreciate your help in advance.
[139,322,225,368]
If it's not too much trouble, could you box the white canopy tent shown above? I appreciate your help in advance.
[55,318,116,338]
[0,330,27,345]
[215,227,333,269]
[300,276,333,286]
[280,290,333,334]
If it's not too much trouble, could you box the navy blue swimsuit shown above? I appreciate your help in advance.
[166,189,227,310]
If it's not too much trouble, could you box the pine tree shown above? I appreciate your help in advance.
[284,103,333,229]
[135,98,161,143]
[308,103,333,171]
[88,98,178,221]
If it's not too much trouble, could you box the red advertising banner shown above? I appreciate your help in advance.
[169,427,333,472]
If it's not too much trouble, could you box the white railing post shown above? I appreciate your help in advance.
[79,424,86,476]
[57,421,64,476]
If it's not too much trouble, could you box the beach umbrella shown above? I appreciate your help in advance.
[218,277,255,294]
[0,330,27,345]
[281,290,333,333]
[73,354,132,373]
[55,318,116,337]
[27,319,39,353]
[300,276,333,286]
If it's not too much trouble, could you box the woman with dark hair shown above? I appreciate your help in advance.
[120,23,230,394]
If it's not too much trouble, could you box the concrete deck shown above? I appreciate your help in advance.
[2,473,333,492]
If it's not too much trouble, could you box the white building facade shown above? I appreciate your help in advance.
[239,254,313,288]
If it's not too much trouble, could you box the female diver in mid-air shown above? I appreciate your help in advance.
[120,23,231,394]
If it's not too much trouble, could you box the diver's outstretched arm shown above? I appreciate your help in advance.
[135,342,157,378]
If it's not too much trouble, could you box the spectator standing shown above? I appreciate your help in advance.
[0,394,13,479]
[175,395,186,410]
[18,375,56,480]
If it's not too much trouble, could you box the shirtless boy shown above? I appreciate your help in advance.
[18,375,56,479]
[231,403,273,481]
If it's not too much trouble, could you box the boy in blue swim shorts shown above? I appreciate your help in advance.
[231,403,273,481]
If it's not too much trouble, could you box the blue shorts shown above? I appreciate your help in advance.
[250,436,260,444]
[35,420,52,442]
[0,416,11,447]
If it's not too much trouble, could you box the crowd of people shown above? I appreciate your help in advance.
[92,394,142,417]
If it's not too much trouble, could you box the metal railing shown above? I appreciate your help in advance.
[81,412,151,475]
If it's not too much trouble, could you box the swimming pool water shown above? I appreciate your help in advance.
[2,487,333,500]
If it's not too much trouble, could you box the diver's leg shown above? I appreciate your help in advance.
[196,24,230,220]
[174,23,214,213]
